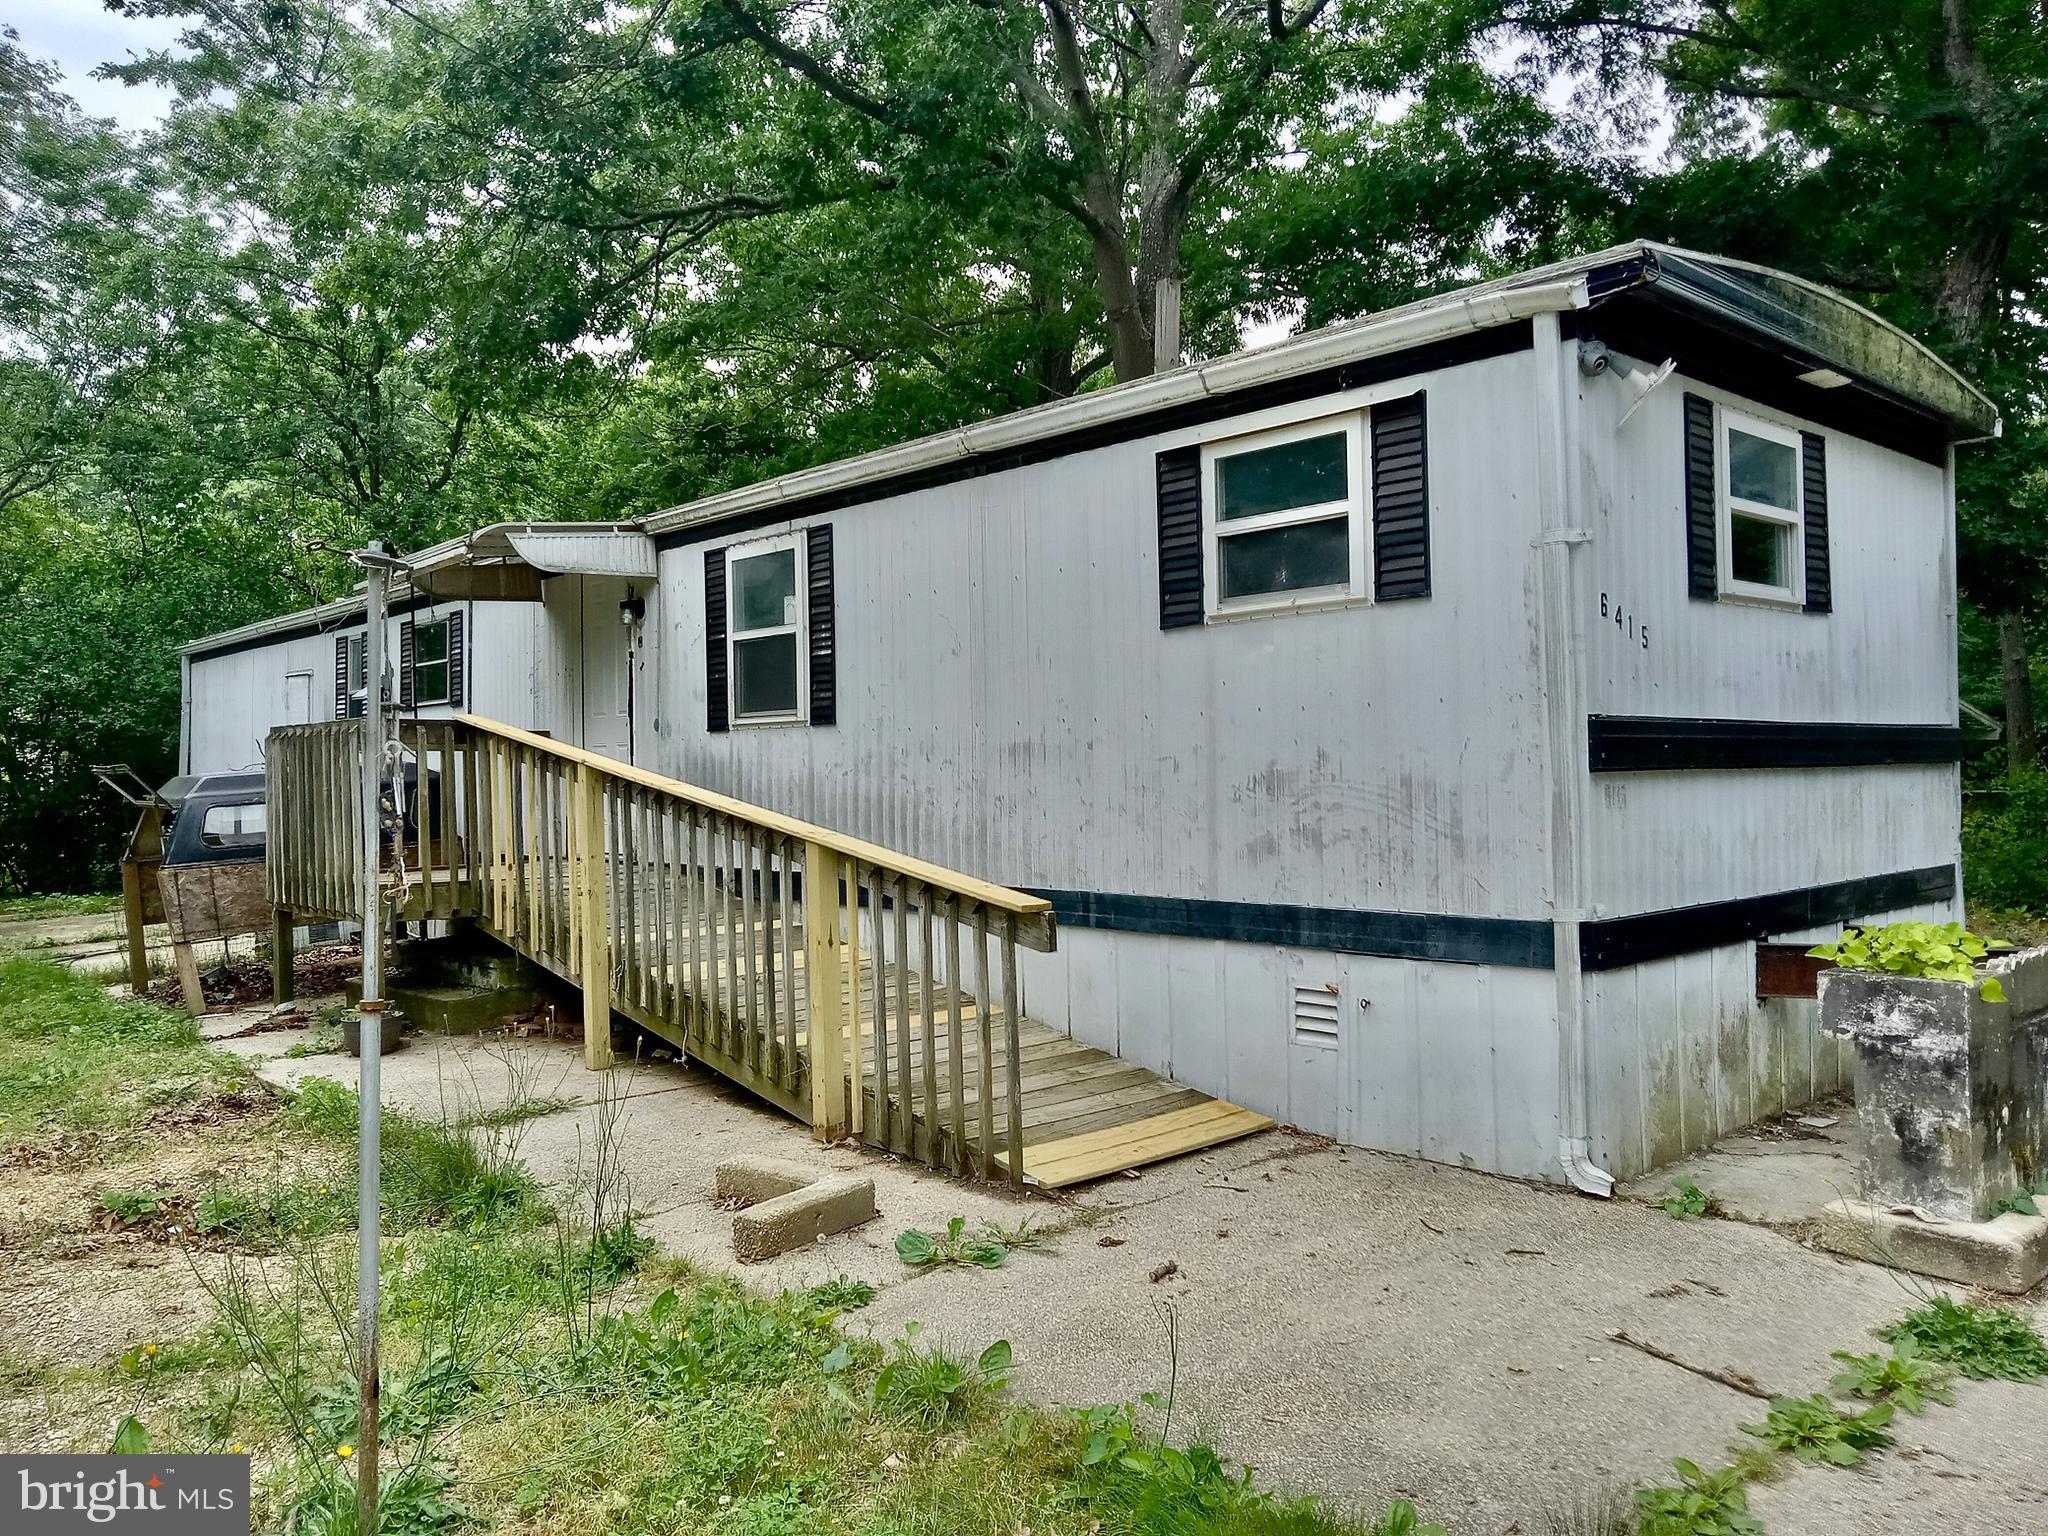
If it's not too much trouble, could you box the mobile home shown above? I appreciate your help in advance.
[180,242,1998,1188]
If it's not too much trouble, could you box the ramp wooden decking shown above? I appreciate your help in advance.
[266,717,1273,1188]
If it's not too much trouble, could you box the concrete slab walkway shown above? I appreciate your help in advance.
[214,1001,2048,1535]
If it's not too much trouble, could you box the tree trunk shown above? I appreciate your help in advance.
[2000,609,2038,774]
[1933,217,2011,351]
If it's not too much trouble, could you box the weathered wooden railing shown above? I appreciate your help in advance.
[265,714,1057,1184]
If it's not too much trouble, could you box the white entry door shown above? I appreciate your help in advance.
[579,578,635,764]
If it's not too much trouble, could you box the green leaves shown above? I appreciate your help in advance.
[1878,1296,2048,1382]
[109,1415,151,1454]
[1633,1459,1761,1536]
[1739,1393,1895,1467]
[895,1214,1039,1270]
[869,1326,1014,1428]
[1807,922,2013,1001]
[1829,1338,1954,1414]
[1661,1179,1719,1220]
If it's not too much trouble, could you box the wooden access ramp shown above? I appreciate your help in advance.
[264,716,1273,1188]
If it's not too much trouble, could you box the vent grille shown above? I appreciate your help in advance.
[1292,983,1340,1048]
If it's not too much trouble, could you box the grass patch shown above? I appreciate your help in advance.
[0,956,244,1145]
[91,1218,1433,1536]
[0,893,119,921]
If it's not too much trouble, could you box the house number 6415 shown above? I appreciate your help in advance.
[1599,592,1650,650]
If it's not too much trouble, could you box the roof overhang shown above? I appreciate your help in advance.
[183,523,656,658]
[1577,243,2001,445]
[405,522,655,601]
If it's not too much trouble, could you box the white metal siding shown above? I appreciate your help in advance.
[652,352,1556,919]
[185,601,550,775]
[1585,900,1951,1178]
[1019,931,1561,1180]
[1572,367,1962,917]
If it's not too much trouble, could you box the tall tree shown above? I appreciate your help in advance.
[1520,0,2048,759]
[691,0,1483,383]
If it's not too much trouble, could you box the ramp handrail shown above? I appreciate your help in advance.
[267,713,1056,1185]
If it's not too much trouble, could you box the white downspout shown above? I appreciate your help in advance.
[1531,306,1615,1198]
[179,652,192,775]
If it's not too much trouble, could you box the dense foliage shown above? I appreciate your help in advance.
[1,0,2042,891]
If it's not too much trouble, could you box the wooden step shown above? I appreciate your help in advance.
[1002,1099,1276,1188]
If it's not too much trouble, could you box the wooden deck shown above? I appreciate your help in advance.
[269,718,1273,1189]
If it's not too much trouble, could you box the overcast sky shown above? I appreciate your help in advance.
[15,4,188,130]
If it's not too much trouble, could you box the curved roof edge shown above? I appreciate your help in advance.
[1596,243,1999,440]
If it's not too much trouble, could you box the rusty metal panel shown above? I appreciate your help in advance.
[1756,942,1832,1000]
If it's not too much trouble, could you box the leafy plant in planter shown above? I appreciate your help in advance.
[1738,1394,1894,1466]
[1807,922,2013,1002]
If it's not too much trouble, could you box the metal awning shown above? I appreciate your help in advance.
[403,523,657,601]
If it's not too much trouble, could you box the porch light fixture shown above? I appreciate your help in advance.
[620,595,646,626]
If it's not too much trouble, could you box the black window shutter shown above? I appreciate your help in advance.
[704,547,729,733]
[1684,393,1718,600]
[1371,392,1430,600]
[807,525,836,726]
[1157,445,1203,629]
[398,619,415,709]
[447,609,466,707]
[1801,432,1831,614]
[334,635,349,718]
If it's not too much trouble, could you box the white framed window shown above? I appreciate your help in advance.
[1717,409,1804,604]
[412,617,452,706]
[345,633,368,718]
[727,534,807,723]
[1201,413,1368,617]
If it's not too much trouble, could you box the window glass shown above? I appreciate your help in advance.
[412,619,451,705]
[734,633,799,717]
[200,802,267,848]
[1217,432,1348,521]
[1217,516,1350,600]
[733,549,799,631]
[1728,428,1798,510]
[1730,513,1789,589]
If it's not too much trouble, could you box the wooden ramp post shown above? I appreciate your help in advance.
[272,906,295,1005]
[805,842,847,1140]
[119,804,163,994]
[575,762,614,1070]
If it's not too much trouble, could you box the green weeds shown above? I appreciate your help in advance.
[1738,1394,1894,1467]
[869,1329,1013,1429]
[1661,1179,1721,1220]
[98,1187,173,1226]
[0,893,118,920]
[1633,1459,1761,1536]
[1828,1339,1954,1413]
[896,1213,1050,1269]
[1877,1295,2048,1381]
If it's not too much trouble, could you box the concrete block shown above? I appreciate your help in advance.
[1820,948,2048,1222]
[1817,1198,2048,1295]
[344,978,538,1035]
[717,1155,876,1263]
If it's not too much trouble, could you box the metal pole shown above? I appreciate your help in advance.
[355,550,388,1536]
